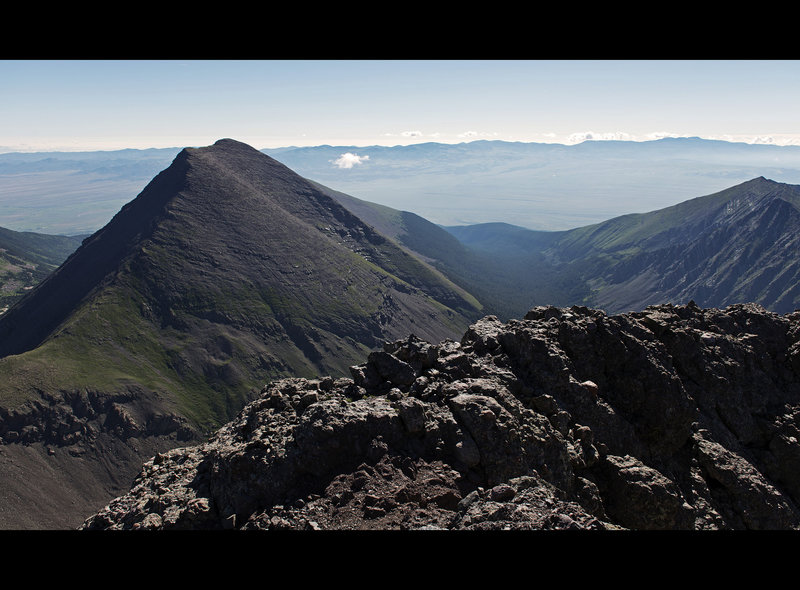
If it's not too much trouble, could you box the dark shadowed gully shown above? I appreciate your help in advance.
[84,301,800,530]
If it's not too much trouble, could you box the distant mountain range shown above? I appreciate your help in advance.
[4,141,799,321]
[4,137,800,235]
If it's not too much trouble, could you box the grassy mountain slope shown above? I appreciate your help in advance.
[571,178,800,313]
[0,139,482,528]
[0,138,480,424]
[445,177,800,315]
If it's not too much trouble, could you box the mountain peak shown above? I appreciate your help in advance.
[194,137,264,155]
[0,135,479,405]
[174,139,280,176]
[211,138,250,148]
[195,138,263,156]
[743,175,772,185]
[0,137,478,354]
[727,176,798,208]
[182,138,278,167]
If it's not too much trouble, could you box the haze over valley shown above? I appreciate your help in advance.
[5,137,800,236]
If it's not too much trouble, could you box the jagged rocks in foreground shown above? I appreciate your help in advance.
[83,302,800,530]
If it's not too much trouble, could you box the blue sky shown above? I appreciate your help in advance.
[2,59,799,152]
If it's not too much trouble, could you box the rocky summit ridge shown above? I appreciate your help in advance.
[84,301,800,530]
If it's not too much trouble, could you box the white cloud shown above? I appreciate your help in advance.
[332,152,370,169]
[401,130,423,138]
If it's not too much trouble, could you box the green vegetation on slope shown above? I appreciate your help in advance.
[0,140,481,437]
[443,177,800,315]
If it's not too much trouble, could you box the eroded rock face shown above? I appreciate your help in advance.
[0,388,194,447]
[82,303,800,530]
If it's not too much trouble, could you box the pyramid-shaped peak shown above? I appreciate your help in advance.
[177,139,268,162]
[212,138,250,147]
[744,176,772,185]
[193,138,263,154]
[205,138,259,152]
[0,134,478,359]
[181,138,287,173]
[729,177,799,201]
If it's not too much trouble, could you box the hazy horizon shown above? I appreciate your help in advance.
[3,134,800,156]
[3,60,800,153]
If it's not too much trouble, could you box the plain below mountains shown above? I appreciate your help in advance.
[0,139,480,529]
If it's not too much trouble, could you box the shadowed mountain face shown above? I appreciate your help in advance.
[0,139,480,529]
[319,186,586,321]
[552,177,800,314]
[446,177,800,316]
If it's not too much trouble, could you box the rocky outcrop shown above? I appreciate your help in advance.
[83,302,800,530]
[0,388,194,447]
